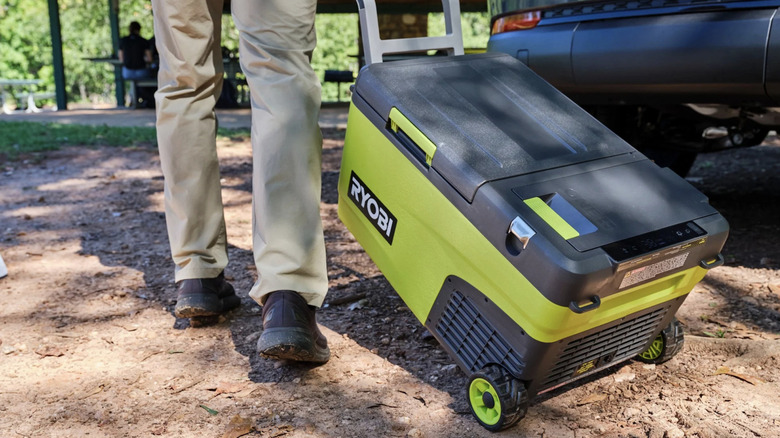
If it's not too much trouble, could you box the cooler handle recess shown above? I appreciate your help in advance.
[700,253,724,270]
[357,0,465,66]
[389,108,437,166]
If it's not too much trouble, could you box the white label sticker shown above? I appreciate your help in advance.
[619,253,689,289]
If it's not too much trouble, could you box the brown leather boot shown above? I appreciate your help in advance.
[174,272,240,318]
[256,291,330,364]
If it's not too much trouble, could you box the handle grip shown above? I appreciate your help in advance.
[699,253,725,270]
[356,0,464,66]
[569,295,601,314]
[389,108,437,165]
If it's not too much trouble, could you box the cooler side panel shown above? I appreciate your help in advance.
[337,104,559,329]
[337,104,711,343]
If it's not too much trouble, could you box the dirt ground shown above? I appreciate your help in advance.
[1,128,779,438]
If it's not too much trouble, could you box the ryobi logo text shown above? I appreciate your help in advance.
[348,171,397,244]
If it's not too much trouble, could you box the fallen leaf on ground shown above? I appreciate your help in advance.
[171,379,203,394]
[113,323,139,332]
[328,292,367,306]
[262,425,294,438]
[199,404,219,416]
[577,393,607,405]
[234,387,259,398]
[34,345,65,358]
[706,317,732,327]
[221,414,253,438]
[367,402,399,409]
[213,381,248,396]
[140,350,163,362]
[348,298,368,310]
[80,384,106,400]
[714,366,765,385]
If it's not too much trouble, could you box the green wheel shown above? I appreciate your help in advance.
[467,365,528,432]
[637,317,685,364]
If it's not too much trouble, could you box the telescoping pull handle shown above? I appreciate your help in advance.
[356,0,465,66]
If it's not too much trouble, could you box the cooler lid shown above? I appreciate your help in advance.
[353,53,636,202]
[511,159,720,252]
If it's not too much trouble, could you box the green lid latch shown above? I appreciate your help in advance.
[389,107,437,166]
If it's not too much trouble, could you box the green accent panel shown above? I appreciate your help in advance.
[338,105,709,343]
[469,378,501,425]
[524,197,579,240]
[389,107,437,166]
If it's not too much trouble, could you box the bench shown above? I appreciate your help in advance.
[14,92,55,113]
[127,78,158,109]
[324,70,354,102]
[0,79,43,114]
[127,77,249,109]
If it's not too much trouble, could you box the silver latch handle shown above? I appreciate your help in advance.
[509,216,535,250]
[356,0,465,66]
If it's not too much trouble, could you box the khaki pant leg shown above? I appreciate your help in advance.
[231,0,328,307]
[152,0,228,281]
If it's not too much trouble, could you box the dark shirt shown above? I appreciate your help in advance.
[120,34,149,70]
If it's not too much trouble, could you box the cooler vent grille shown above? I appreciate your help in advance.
[435,291,524,374]
[541,307,668,390]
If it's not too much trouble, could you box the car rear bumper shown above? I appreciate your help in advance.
[488,5,780,106]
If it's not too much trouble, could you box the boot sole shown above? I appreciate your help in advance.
[175,294,241,318]
[257,328,330,364]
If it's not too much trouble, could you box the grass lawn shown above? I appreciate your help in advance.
[0,121,250,159]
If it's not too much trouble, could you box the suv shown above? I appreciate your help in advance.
[487,0,780,175]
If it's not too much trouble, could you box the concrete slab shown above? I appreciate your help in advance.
[0,104,349,130]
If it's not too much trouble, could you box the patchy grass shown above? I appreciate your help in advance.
[0,121,157,157]
[0,121,250,159]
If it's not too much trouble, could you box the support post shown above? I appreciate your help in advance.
[47,0,67,110]
[108,0,125,106]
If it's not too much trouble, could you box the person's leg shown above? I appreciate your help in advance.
[121,67,141,107]
[122,68,154,108]
[232,0,329,362]
[137,68,155,108]
[152,0,239,317]
[232,0,328,307]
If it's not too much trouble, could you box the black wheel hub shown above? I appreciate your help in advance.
[482,391,495,409]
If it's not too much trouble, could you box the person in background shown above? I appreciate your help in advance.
[151,0,330,364]
[148,36,159,74]
[119,21,154,107]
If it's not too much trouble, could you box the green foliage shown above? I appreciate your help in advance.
[430,12,491,50]
[0,0,51,107]
[703,329,728,338]
[0,0,155,104]
[313,14,359,102]
[0,4,490,105]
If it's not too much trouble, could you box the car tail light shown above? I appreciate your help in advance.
[491,11,542,35]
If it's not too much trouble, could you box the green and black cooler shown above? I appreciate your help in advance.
[337,0,728,431]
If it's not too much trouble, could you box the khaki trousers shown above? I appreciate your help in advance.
[152,0,328,307]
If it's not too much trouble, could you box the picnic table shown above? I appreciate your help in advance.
[0,79,46,114]
[88,56,248,108]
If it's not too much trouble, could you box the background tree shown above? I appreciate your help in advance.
[0,1,488,106]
